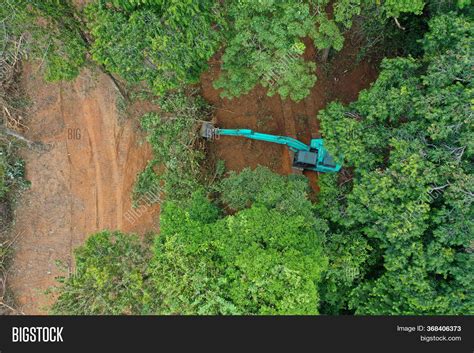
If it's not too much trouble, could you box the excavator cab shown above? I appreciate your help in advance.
[292,143,340,173]
[200,122,342,173]
[293,150,318,169]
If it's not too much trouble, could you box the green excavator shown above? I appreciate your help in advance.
[201,122,342,173]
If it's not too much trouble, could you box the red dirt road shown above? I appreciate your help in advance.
[9,66,159,314]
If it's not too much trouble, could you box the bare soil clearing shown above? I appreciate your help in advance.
[201,36,378,192]
[9,65,159,314]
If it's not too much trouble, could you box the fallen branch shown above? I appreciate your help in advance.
[0,125,42,149]
[429,183,450,192]
[344,111,362,120]
[394,18,405,31]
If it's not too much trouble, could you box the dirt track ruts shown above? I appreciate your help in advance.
[9,66,159,314]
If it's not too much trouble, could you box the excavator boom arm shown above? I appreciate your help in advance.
[217,129,310,152]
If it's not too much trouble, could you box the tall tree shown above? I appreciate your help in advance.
[51,231,149,315]
[147,188,328,315]
[85,0,223,94]
[214,0,342,102]
[214,0,430,102]
[317,11,473,314]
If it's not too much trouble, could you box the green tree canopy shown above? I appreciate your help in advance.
[213,0,433,102]
[217,165,314,219]
[1,0,87,81]
[147,189,328,315]
[214,0,341,101]
[317,11,473,314]
[85,0,223,94]
[51,231,149,315]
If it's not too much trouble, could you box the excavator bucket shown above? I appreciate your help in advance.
[200,122,216,139]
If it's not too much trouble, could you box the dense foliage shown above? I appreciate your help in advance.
[1,0,87,81]
[318,11,473,314]
[51,231,149,315]
[217,165,314,219]
[214,0,323,101]
[85,0,222,94]
[148,189,327,314]
[133,92,211,204]
[1,0,436,98]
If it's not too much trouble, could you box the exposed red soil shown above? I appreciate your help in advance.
[200,34,379,192]
[9,65,159,314]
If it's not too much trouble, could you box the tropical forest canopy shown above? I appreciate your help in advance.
[1,0,472,315]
